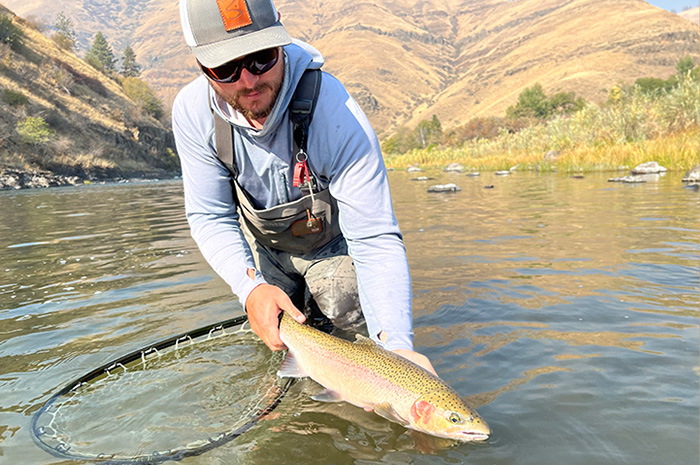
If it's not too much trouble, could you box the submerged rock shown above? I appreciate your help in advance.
[631,161,667,174]
[682,164,700,183]
[465,172,480,177]
[411,176,434,181]
[406,166,422,172]
[494,170,510,176]
[427,183,461,193]
[607,175,647,183]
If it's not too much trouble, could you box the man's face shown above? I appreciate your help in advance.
[208,48,284,125]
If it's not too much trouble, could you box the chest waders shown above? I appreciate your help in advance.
[213,69,342,255]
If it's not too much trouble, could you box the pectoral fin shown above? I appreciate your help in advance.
[311,388,344,403]
[277,351,308,378]
[373,402,410,427]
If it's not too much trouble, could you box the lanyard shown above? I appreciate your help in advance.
[292,150,316,205]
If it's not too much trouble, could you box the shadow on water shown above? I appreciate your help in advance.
[0,173,698,465]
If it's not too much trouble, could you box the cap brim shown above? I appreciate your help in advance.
[192,23,292,68]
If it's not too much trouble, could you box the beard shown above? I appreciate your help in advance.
[218,78,282,121]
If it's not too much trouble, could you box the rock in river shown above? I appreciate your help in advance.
[682,164,700,183]
[443,163,465,172]
[427,183,461,193]
[631,161,667,175]
[0,169,81,189]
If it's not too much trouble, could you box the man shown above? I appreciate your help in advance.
[173,0,434,373]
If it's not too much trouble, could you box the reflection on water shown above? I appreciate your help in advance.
[0,172,698,465]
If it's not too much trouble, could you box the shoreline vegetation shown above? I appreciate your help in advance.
[384,68,700,174]
[384,130,698,174]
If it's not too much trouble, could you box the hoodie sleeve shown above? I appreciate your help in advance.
[309,73,414,352]
[171,77,267,306]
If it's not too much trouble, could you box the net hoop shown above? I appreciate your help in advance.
[30,314,293,464]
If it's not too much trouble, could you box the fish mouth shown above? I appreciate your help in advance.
[460,431,490,441]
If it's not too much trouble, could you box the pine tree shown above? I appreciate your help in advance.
[52,12,76,51]
[120,45,141,77]
[85,31,115,73]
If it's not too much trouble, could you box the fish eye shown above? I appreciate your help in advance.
[448,412,462,424]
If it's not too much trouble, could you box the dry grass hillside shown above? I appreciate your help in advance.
[3,0,698,137]
[679,6,699,25]
[0,3,177,181]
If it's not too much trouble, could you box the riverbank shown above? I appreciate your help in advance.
[0,167,180,190]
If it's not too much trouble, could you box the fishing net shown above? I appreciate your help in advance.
[31,315,292,464]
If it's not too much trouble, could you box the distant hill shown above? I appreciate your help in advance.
[678,7,699,25]
[0,3,177,184]
[3,0,698,136]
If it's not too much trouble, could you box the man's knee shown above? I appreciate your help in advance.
[305,255,363,330]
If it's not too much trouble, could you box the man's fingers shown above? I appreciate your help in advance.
[252,313,286,350]
[282,305,306,324]
[392,349,438,377]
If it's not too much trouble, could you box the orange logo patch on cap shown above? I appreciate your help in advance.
[216,0,253,31]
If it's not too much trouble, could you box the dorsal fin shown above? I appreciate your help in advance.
[353,334,377,346]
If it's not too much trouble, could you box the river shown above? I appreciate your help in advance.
[0,171,698,464]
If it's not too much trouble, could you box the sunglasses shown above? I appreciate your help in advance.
[199,48,279,83]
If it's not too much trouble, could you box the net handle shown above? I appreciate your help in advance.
[30,314,295,464]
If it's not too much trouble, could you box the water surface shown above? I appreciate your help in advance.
[0,172,698,464]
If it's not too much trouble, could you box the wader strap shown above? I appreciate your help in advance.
[290,69,322,157]
[214,111,238,178]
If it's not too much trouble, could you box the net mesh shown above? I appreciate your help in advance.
[32,321,288,463]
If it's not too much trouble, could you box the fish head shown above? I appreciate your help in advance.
[407,389,490,441]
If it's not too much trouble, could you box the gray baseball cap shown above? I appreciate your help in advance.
[180,0,292,68]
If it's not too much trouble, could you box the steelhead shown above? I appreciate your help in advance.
[277,313,490,441]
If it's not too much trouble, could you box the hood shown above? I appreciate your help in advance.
[210,39,324,140]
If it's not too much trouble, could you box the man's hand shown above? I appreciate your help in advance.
[245,283,305,350]
[392,349,438,377]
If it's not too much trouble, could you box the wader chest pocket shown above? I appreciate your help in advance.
[291,215,323,236]
[234,181,340,254]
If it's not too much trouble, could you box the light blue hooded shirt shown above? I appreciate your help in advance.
[172,40,413,351]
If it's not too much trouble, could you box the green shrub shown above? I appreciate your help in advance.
[382,115,443,154]
[52,33,75,52]
[122,76,163,119]
[1,88,29,106]
[0,14,23,51]
[16,116,55,145]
